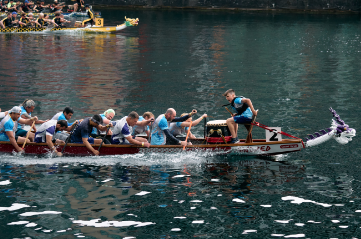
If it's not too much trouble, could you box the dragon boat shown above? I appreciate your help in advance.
[0,17,138,33]
[0,11,101,18]
[0,108,356,157]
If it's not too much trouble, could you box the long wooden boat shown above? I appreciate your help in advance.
[0,11,101,18]
[0,17,138,33]
[0,138,304,157]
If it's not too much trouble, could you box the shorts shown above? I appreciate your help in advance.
[16,129,28,137]
[111,138,130,145]
[71,137,94,144]
[233,115,252,124]
[34,137,44,143]
[0,134,9,142]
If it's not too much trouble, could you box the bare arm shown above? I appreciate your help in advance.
[18,116,38,126]
[180,114,207,127]
[125,135,150,148]
[6,131,23,152]
[136,118,153,127]
[242,98,257,116]
[46,135,62,156]
[82,137,99,155]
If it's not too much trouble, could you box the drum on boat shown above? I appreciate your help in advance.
[206,120,231,143]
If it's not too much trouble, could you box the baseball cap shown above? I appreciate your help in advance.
[9,106,21,114]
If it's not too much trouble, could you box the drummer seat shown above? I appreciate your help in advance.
[243,110,258,144]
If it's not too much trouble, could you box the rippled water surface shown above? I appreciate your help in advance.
[0,9,360,238]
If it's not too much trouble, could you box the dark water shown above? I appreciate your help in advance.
[0,9,360,238]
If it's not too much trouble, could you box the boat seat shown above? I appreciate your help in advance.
[240,110,258,143]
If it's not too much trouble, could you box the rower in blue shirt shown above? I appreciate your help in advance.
[223,89,258,144]
[0,106,38,153]
[151,108,197,146]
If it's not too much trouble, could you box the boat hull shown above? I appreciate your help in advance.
[0,139,303,157]
[0,24,127,33]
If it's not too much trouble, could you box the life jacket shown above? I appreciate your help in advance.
[231,96,249,116]
[19,17,29,28]
[1,17,13,27]
[37,18,45,27]
[53,17,62,26]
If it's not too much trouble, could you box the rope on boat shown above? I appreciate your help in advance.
[251,121,305,148]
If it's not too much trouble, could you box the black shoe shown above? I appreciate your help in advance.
[230,137,239,144]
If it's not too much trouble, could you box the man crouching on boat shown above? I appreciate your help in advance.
[34,119,68,157]
[223,89,258,144]
[0,106,38,153]
[151,108,197,146]
[111,111,151,147]
[69,114,111,155]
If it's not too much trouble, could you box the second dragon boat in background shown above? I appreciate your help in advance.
[0,16,138,33]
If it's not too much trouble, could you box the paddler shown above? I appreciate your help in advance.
[169,113,207,140]
[18,13,30,27]
[110,111,151,147]
[73,0,84,13]
[223,89,258,144]
[16,99,48,141]
[81,4,95,27]
[151,108,197,146]
[0,12,14,29]
[36,13,58,27]
[34,119,68,156]
[90,109,115,137]
[132,112,154,138]
[53,13,69,27]
[51,107,76,130]
[69,114,111,156]
[0,106,38,153]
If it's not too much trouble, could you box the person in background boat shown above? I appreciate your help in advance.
[1,0,9,12]
[0,106,38,153]
[132,112,154,138]
[72,0,84,13]
[32,1,42,12]
[70,114,111,155]
[90,109,115,137]
[22,0,31,12]
[110,111,150,147]
[151,108,197,146]
[223,89,258,144]
[81,4,94,27]
[16,99,48,141]
[34,119,68,156]
[50,2,62,13]
[169,113,207,140]
[7,0,16,12]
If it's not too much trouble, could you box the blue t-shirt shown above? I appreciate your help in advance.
[151,114,169,145]
[71,117,93,143]
[0,116,17,140]
[18,106,30,129]
[232,98,253,119]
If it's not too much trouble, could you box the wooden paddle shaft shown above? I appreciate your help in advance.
[225,107,233,116]
[183,121,193,150]
[22,120,35,149]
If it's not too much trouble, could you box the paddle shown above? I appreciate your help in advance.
[61,121,79,154]
[224,107,233,116]
[203,116,207,139]
[183,121,193,151]
[97,125,111,152]
[22,119,36,150]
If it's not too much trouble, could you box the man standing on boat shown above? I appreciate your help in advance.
[81,4,95,27]
[69,114,111,156]
[111,111,151,147]
[34,119,68,156]
[0,106,38,153]
[151,108,197,146]
[223,89,258,144]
